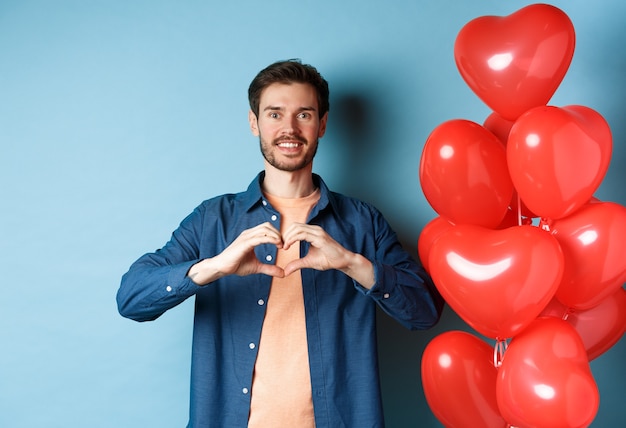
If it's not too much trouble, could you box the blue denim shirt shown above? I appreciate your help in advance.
[117,172,443,427]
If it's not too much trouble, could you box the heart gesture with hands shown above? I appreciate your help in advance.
[188,222,375,289]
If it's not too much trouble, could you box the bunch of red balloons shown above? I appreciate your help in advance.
[418,4,626,427]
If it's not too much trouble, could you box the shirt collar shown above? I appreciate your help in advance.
[242,171,337,214]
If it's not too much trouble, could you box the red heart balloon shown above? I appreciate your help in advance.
[428,224,563,339]
[497,318,599,428]
[551,201,626,309]
[419,119,513,228]
[507,105,612,220]
[541,288,626,361]
[422,331,507,428]
[454,4,575,120]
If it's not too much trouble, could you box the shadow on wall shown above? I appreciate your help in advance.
[326,87,433,244]
[325,91,381,204]
[327,88,469,427]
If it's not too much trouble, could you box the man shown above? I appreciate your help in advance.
[117,59,443,427]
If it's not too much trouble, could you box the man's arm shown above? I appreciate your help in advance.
[117,213,286,322]
[364,211,444,330]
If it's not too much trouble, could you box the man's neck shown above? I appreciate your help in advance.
[262,164,316,199]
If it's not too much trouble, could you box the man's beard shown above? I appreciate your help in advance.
[259,135,319,172]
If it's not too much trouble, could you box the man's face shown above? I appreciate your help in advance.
[249,82,328,172]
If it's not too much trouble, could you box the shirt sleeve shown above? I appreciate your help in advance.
[354,207,444,331]
[116,207,206,322]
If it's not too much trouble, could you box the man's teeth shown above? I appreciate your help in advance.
[279,142,300,148]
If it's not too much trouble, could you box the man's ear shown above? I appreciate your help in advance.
[248,110,259,136]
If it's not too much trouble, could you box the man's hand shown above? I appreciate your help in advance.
[282,223,376,289]
[188,222,285,285]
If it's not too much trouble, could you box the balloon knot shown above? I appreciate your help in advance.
[493,338,509,368]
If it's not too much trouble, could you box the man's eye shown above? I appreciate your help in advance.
[298,112,310,119]
[269,112,279,119]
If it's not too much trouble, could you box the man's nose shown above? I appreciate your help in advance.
[282,116,299,134]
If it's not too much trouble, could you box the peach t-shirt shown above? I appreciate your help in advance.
[248,189,320,428]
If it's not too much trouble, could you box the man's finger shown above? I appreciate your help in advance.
[283,259,306,277]
[257,263,285,278]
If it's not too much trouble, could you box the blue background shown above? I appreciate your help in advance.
[1,0,624,426]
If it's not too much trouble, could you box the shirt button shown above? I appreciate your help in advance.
[242,388,249,394]
[262,200,268,206]
[257,299,265,306]
[271,214,278,221]
[265,255,273,262]
[383,293,390,299]
[166,286,172,292]
[249,343,256,350]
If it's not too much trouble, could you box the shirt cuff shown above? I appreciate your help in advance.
[353,261,393,301]
[167,259,205,297]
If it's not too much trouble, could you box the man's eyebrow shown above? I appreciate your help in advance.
[262,105,317,112]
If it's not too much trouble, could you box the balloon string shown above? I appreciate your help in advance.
[493,338,508,368]
[516,192,522,226]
